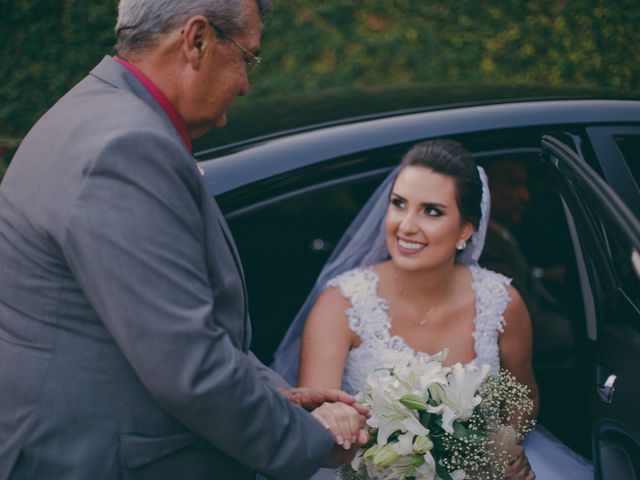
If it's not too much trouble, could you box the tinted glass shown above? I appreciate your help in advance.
[614,135,640,189]
[570,170,640,329]
[599,216,640,325]
[227,173,386,363]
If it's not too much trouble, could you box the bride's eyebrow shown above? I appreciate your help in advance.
[422,202,448,209]
[390,193,448,209]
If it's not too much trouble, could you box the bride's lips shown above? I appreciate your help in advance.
[396,236,427,255]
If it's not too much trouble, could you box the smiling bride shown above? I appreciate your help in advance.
[273,139,594,480]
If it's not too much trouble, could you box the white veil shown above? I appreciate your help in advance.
[271,165,491,385]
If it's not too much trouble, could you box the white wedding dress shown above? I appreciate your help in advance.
[311,264,593,480]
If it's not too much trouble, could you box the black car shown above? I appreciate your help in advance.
[195,87,640,480]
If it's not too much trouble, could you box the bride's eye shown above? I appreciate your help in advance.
[424,206,443,217]
[391,197,406,209]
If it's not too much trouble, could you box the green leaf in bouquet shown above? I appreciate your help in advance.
[400,393,428,411]
[388,430,402,442]
[362,431,377,449]
[435,463,454,480]
[430,416,446,436]
[430,433,446,453]
[465,428,486,445]
[338,464,369,480]
[419,410,432,428]
[452,421,469,440]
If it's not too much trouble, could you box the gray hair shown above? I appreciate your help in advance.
[115,0,272,54]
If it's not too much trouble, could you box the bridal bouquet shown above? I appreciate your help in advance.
[340,350,535,480]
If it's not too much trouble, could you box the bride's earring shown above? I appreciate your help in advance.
[456,239,467,251]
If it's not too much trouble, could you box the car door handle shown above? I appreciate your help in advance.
[597,374,617,404]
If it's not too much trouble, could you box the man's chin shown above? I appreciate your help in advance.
[188,114,228,140]
[212,113,228,130]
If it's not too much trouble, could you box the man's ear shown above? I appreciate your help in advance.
[181,15,212,67]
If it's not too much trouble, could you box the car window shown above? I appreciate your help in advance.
[586,126,640,218]
[564,169,640,330]
[598,215,640,326]
[226,172,386,363]
[614,134,640,189]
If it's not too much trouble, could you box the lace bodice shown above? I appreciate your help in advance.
[326,265,511,395]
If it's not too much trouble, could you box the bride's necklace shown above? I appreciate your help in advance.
[418,305,439,326]
[393,270,451,327]
[412,296,448,326]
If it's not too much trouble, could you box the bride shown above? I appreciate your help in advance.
[273,139,593,480]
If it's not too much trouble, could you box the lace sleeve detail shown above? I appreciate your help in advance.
[470,265,512,374]
[326,267,385,338]
[327,267,397,395]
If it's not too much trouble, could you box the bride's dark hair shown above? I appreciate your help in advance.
[399,139,483,229]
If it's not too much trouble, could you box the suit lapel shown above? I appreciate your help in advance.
[206,196,252,351]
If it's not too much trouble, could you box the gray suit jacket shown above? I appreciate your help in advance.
[0,56,332,480]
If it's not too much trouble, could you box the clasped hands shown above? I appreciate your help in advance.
[279,387,370,468]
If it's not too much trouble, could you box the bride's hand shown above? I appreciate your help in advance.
[279,386,370,417]
[504,445,535,480]
[311,401,368,452]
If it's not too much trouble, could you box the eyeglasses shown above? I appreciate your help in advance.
[208,22,261,70]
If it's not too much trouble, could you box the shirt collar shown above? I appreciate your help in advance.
[113,55,192,152]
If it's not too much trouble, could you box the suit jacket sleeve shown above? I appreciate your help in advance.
[60,130,333,479]
[248,351,290,390]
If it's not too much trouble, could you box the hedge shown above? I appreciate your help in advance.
[2,0,639,176]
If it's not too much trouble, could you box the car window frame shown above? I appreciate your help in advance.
[587,125,640,217]
[542,134,640,333]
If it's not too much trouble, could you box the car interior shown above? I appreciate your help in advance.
[220,128,640,466]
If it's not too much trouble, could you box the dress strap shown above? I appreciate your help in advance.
[469,265,512,374]
[326,267,390,340]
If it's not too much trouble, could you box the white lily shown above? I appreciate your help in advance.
[378,449,437,480]
[393,356,450,396]
[364,370,429,444]
[389,431,415,456]
[429,362,491,434]
[350,447,365,471]
[413,451,437,480]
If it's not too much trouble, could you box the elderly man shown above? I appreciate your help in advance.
[0,1,367,479]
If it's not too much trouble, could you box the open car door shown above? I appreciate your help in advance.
[542,134,640,480]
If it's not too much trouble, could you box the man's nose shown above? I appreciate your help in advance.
[237,73,249,97]
[519,186,531,203]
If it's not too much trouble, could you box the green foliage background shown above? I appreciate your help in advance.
[2,0,639,176]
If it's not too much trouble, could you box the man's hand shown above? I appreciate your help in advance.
[279,386,369,417]
[309,402,369,468]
